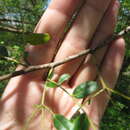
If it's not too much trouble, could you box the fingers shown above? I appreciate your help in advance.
[0,0,82,127]
[52,0,112,81]
[71,0,120,87]
[25,0,82,79]
[84,38,125,127]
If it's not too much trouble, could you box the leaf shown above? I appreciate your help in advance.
[0,45,9,59]
[0,32,51,45]
[24,33,51,45]
[71,113,89,130]
[73,81,99,99]
[46,80,58,88]
[53,113,89,130]
[58,74,71,85]
[53,114,73,130]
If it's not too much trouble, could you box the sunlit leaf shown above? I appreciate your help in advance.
[53,114,73,130]
[46,80,58,88]
[0,32,51,45]
[73,81,99,99]
[71,113,89,130]
[58,74,71,85]
[53,113,89,130]
[24,33,51,45]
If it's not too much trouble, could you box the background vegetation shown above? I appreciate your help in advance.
[0,0,129,129]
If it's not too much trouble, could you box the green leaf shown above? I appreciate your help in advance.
[24,33,51,45]
[53,114,73,130]
[53,113,89,130]
[71,113,89,130]
[0,45,9,59]
[46,80,58,88]
[73,81,99,99]
[58,74,71,85]
[0,32,51,45]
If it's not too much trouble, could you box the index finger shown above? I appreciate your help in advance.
[26,0,82,79]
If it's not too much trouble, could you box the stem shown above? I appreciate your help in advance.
[41,104,54,115]
[79,89,105,112]
[23,108,40,130]
[59,86,82,110]
[88,117,98,130]
[40,84,47,129]
[0,55,28,67]
[99,75,130,100]
[59,86,72,97]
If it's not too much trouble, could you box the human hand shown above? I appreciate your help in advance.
[0,0,125,130]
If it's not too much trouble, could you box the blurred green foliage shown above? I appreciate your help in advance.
[0,0,48,96]
[0,0,130,129]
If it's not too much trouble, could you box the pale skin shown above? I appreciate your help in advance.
[0,0,125,130]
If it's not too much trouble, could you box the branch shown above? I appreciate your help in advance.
[0,55,28,67]
[0,26,130,81]
[0,26,34,34]
[0,18,32,24]
[122,71,130,76]
[0,26,23,33]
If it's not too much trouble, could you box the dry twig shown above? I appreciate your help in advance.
[0,26,130,81]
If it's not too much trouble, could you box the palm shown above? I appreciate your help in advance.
[45,84,75,115]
